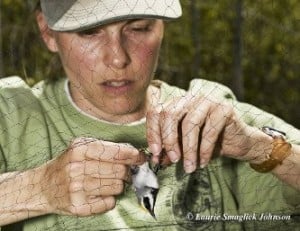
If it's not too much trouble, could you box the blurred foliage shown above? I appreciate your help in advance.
[0,0,299,127]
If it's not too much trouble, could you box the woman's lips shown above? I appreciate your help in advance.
[100,80,134,95]
[102,80,131,87]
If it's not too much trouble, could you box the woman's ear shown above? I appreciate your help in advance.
[36,10,58,52]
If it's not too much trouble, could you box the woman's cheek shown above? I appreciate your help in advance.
[134,42,160,70]
[68,53,96,82]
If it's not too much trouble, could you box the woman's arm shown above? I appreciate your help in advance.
[0,138,145,226]
[146,79,300,190]
[0,169,48,226]
[273,143,300,190]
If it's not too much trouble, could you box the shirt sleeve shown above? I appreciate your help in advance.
[0,76,31,173]
[0,76,47,172]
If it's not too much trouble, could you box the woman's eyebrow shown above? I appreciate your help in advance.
[127,19,156,24]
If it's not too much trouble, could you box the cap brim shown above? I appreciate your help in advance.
[41,0,182,32]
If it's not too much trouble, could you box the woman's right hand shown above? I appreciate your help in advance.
[41,138,145,216]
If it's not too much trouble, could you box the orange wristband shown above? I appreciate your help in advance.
[249,127,292,173]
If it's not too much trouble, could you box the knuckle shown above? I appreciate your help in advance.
[70,137,93,148]
[163,135,178,148]
[162,125,178,140]
[68,206,79,215]
[69,206,89,217]
[164,142,175,149]
[219,102,233,115]
[69,162,84,177]
[159,110,168,120]
[199,144,214,160]
[70,137,84,145]
[68,138,89,156]
[70,137,102,151]
[104,197,116,211]
[147,107,161,117]
[182,116,201,135]
[69,181,83,193]
[146,124,160,139]
[112,180,124,194]
[183,145,197,158]
[146,130,159,144]
[204,127,218,140]
[133,153,146,165]
[162,126,177,141]
[159,108,173,119]
[113,164,127,179]
[199,145,212,157]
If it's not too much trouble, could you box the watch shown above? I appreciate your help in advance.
[249,126,292,173]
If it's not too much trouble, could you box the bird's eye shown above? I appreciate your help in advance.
[130,166,139,175]
[151,188,159,194]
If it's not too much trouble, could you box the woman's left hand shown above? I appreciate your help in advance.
[146,92,271,173]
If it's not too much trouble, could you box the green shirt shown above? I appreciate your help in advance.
[0,77,299,231]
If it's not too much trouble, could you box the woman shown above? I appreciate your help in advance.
[0,1,299,230]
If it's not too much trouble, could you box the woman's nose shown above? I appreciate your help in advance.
[104,33,130,69]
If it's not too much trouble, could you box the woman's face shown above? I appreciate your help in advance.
[38,13,164,123]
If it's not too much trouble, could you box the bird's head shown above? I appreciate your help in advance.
[136,187,159,219]
[131,160,160,219]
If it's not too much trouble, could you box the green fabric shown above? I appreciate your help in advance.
[0,76,299,231]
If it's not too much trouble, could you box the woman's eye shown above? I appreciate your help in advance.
[131,26,150,32]
[128,20,154,33]
[78,28,101,37]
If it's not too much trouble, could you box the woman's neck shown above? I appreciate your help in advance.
[67,82,161,125]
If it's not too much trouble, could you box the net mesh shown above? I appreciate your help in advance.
[0,1,299,230]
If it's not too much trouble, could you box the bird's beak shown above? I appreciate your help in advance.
[140,203,157,220]
[149,208,156,220]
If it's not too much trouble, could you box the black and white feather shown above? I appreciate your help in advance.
[131,161,159,219]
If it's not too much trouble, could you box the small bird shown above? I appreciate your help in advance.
[131,148,171,219]
[131,161,159,219]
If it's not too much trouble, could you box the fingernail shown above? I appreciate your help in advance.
[200,159,208,169]
[169,151,179,163]
[149,144,161,156]
[184,160,196,173]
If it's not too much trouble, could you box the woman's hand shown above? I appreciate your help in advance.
[147,92,272,173]
[41,138,145,216]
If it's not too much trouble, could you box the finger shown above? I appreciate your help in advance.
[88,196,116,214]
[199,105,229,167]
[160,107,181,163]
[146,105,162,157]
[71,138,145,165]
[159,151,172,168]
[181,103,209,173]
[69,186,88,212]
[84,161,130,181]
[160,95,192,163]
[84,178,124,196]
[70,196,116,216]
[181,94,218,173]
